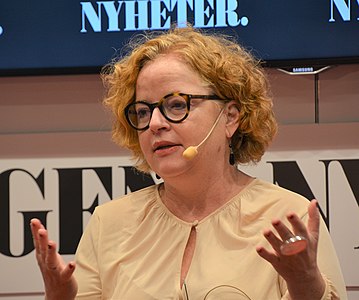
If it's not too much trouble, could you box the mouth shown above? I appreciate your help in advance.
[153,142,181,152]
[155,145,175,150]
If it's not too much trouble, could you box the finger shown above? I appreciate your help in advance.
[256,246,279,266]
[38,228,49,261]
[30,219,45,254]
[263,229,283,254]
[46,241,59,270]
[271,219,295,242]
[30,218,45,232]
[307,199,320,239]
[286,212,308,237]
[61,262,76,282]
[30,221,40,253]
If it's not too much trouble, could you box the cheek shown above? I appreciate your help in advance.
[138,133,149,154]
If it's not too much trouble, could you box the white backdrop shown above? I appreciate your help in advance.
[0,149,358,299]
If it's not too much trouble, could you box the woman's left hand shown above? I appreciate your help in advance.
[256,199,326,300]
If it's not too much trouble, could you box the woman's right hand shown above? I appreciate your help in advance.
[30,218,78,300]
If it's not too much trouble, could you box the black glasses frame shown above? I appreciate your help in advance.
[124,92,226,131]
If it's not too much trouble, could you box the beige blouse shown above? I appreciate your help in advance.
[74,179,347,299]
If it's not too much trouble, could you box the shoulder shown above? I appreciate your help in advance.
[243,178,310,219]
[92,184,160,225]
[78,184,162,252]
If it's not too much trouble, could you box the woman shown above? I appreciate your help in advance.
[31,27,347,299]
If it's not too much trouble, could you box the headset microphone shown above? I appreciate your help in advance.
[182,109,225,160]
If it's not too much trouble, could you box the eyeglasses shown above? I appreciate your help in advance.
[124,92,226,131]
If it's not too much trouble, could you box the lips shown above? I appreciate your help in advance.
[156,145,174,150]
[152,141,180,152]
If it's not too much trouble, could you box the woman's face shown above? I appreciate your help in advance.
[136,54,227,178]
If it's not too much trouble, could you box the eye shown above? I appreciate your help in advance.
[136,106,150,119]
[165,96,187,111]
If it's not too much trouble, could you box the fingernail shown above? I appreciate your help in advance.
[272,220,280,226]
[48,244,52,250]
[69,263,74,269]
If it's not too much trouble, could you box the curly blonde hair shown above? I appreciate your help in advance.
[102,26,277,173]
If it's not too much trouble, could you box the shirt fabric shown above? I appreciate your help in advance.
[74,179,347,300]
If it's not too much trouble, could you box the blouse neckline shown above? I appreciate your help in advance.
[153,178,259,227]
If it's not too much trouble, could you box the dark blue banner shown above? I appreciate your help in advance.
[0,0,358,74]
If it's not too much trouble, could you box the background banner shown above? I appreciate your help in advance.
[1,0,359,73]
[0,150,358,297]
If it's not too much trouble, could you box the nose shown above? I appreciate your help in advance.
[148,107,170,132]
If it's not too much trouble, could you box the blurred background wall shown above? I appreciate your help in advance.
[0,64,358,299]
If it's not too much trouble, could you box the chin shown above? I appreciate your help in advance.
[154,161,189,179]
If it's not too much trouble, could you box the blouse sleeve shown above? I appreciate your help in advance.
[74,208,102,299]
[279,214,347,300]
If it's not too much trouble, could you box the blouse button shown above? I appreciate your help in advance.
[192,220,199,227]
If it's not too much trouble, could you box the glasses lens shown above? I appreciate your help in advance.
[163,94,188,121]
[127,102,151,130]
[126,94,190,130]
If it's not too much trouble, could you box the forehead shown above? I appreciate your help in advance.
[135,54,208,100]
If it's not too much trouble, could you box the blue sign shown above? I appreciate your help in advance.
[0,0,358,75]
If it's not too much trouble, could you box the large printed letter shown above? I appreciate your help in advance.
[124,0,149,31]
[81,2,102,32]
[329,0,351,22]
[267,161,329,224]
[321,159,359,207]
[226,0,240,26]
[102,1,124,32]
[0,169,50,257]
[171,0,194,27]
[122,166,155,193]
[150,0,171,29]
[194,0,214,27]
[55,167,112,254]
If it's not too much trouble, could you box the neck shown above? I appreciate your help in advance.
[160,168,253,223]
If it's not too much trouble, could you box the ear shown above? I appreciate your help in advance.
[225,101,240,139]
